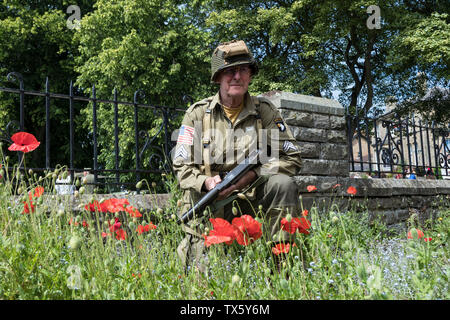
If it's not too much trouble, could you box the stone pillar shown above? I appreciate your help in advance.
[261,91,348,192]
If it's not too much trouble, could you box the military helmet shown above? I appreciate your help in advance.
[210,40,258,83]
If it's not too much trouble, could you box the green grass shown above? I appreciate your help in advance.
[0,158,448,300]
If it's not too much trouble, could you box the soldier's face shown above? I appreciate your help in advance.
[217,64,252,100]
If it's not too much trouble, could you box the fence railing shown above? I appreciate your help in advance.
[347,109,450,178]
[0,72,188,192]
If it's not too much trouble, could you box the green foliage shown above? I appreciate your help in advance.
[73,0,212,187]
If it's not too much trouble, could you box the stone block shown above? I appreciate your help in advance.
[282,110,314,128]
[330,115,346,130]
[300,159,348,176]
[320,143,348,160]
[327,129,347,143]
[295,127,328,142]
[298,142,320,158]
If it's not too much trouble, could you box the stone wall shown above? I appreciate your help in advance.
[260,91,450,230]
[40,91,449,231]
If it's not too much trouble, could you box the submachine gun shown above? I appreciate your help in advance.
[178,149,261,224]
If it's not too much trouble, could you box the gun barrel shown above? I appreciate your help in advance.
[179,188,220,224]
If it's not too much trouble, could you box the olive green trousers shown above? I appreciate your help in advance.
[177,174,301,273]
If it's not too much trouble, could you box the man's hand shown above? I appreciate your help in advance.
[203,170,257,201]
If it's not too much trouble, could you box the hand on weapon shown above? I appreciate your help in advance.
[204,170,257,200]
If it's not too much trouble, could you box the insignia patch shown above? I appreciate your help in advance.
[274,118,286,132]
[177,125,195,145]
[283,141,298,153]
[175,145,188,160]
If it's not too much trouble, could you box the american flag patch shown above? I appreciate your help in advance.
[177,125,195,145]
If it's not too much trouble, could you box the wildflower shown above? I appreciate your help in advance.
[22,186,44,214]
[204,218,237,247]
[327,234,332,238]
[307,185,317,192]
[136,223,157,234]
[346,186,357,195]
[8,132,40,153]
[69,218,89,229]
[232,215,262,246]
[125,205,142,218]
[424,237,432,242]
[302,209,308,217]
[407,228,424,240]
[281,217,311,234]
[132,273,142,278]
[272,243,292,255]
[332,184,341,189]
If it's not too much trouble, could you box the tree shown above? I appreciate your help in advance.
[74,0,213,188]
[0,0,96,169]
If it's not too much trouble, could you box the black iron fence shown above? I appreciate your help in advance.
[0,72,189,192]
[347,108,450,178]
[1,72,449,192]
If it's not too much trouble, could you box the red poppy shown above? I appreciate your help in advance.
[204,218,237,247]
[69,218,89,228]
[102,228,127,240]
[84,200,106,212]
[307,185,317,192]
[115,229,127,240]
[346,186,357,195]
[281,217,311,234]
[109,217,122,232]
[424,237,432,242]
[232,215,262,246]
[136,223,156,234]
[102,198,129,212]
[407,228,425,240]
[126,205,142,218]
[272,243,291,255]
[22,186,44,214]
[8,132,40,153]
[302,209,308,217]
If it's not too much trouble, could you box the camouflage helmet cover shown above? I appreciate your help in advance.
[210,40,258,83]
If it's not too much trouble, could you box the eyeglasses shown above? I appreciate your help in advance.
[222,65,251,77]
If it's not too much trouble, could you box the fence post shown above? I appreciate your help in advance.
[45,77,51,169]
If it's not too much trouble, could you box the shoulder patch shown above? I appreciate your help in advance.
[274,118,286,132]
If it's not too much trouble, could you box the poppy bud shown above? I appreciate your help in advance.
[68,235,82,250]
[177,199,183,208]
[136,181,143,189]
[258,205,263,211]
[17,187,23,194]
[52,173,57,179]
[28,169,33,175]
[232,207,238,216]
[231,274,241,285]
[170,214,176,220]
[156,208,164,215]
[79,186,85,195]
[62,171,68,179]
[82,177,88,185]
[285,213,292,222]
[75,179,81,187]
[5,156,9,162]
[74,191,79,198]
[57,209,64,217]
[152,182,157,188]
[331,216,339,224]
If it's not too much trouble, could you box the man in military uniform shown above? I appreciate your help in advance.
[173,40,302,273]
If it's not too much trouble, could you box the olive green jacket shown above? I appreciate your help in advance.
[173,92,301,194]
